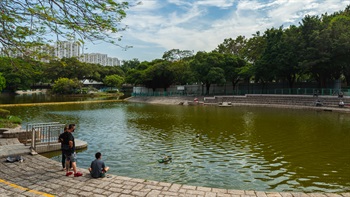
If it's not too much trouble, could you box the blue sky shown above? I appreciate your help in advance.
[84,0,350,62]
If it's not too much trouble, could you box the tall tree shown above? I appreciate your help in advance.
[103,75,124,90]
[253,27,283,88]
[169,60,195,85]
[0,0,130,57]
[0,73,5,92]
[221,54,246,93]
[299,15,333,88]
[215,36,247,56]
[121,59,140,74]
[276,25,304,89]
[162,49,194,62]
[328,8,350,86]
[191,51,225,95]
[143,60,175,92]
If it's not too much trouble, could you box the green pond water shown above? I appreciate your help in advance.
[2,101,350,192]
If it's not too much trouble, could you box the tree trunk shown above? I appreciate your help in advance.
[206,83,211,95]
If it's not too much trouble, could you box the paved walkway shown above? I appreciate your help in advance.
[0,152,349,197]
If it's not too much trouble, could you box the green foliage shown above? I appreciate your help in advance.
[52,78,82,94]
[103,75,124,89]
[0,57,44,91]
[0,109,10,119]
[162,49,194,61]
[142,60,175,91]
[8,116,22,124]
[0,72,6,92]
[0,1,130,57]
[0,114,22,128]
[2,5,350,94]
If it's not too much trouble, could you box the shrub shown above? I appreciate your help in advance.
[0,108,10,118]
[8,116,22,124]
[52,78,82,94]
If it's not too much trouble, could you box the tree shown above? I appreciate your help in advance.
[143,60,175,92]
[221,54,246,93]
[125,61,150,85]
[103,75,124,90]
[0,73,5,92]
[328,9,350,86]
[299,15,333,88]
[0,0,130,57]
[0,57,40,91]
[191,51,225,95]
[162,49,194,62]
[276,25,304,89]
[215,36,247,56]
[169,60,195,85]
[51,78,82,94]
[121,59,140,74]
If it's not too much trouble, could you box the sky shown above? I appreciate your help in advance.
[83,0,350,62]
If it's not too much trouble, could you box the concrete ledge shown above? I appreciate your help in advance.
[0,143,31,157]
[0,154,349,196]
[34,139,88,153]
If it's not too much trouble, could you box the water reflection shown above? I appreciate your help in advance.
[3,102,350,192]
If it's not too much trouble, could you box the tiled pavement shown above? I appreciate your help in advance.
[0,154,349,197]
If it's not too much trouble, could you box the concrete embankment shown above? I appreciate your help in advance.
[125,96,201,105]
[1,154,349,196]
[0,98,349,196]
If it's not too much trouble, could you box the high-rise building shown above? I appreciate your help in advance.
[0,41,121,66]
[79,53,120,66]
[54,41,81,59]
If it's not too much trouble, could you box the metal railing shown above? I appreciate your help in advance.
[26,122,65,152]
[132,88,350,97]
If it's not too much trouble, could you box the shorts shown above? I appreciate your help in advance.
[100,172,106,178]
[65,152,77,163]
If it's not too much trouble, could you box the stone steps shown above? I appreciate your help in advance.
[204,95,350,108]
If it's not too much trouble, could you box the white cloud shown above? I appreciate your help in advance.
[97,0,350,61]
[194,0,236,8]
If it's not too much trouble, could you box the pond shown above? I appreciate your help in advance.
[2,101,350,192]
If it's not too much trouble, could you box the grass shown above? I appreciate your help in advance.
[0,116,22,128]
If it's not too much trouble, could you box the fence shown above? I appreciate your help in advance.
[26,122,65,153]
[132,87,350,97]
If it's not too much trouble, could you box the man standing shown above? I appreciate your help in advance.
[62,124,83,177]
[58,125,71,171]
[88,152,109,178]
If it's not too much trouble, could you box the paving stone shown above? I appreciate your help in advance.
[266,192,282,197]
[131,190,149,196]
[92,194,105,197]
[256,191,268,197]
[308,193,328,197]
[279,192,293,197]
[161,190,180,196]
[144,184,163,190]
[291,192,311,197]
[197,186,212,192]
[146,190,161,197]
[228,189,245,195]
[217,193,232,197]
[168,183,182,192]
[182,185,197,190]
[108,193,121,197]
[205,191,217,197]
[186,189,205,196]
[213,188,228,194]
[325,194,342,197]
[108,187,123,193]
[0,151,347,197]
